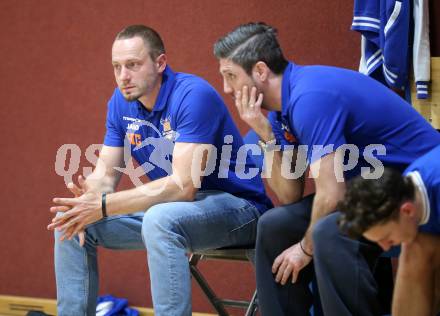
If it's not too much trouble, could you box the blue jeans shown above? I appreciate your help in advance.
[54,190,260,316]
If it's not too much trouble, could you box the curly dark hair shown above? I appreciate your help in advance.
[338,168,415,238]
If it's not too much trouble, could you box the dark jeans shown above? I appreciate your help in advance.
[313,212,385,316]
[256,195,315,316]
[256,195,389,316]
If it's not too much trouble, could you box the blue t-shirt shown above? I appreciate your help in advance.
[104,66,272,213]
[269,62,440,179]
[404,145,440,235]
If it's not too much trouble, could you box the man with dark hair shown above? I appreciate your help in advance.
[339,145,440,316]
[338,168,416,241]
[214,22,288,75]
[48,25,272,316]
[214,22,440,315]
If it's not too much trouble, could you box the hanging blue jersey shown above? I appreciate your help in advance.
[404,145,440,235]
[352,0,431,99]
[352,0,410,91]
[269,62,440,180]
[104,66,272,213]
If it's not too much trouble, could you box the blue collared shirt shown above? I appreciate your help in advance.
[404,145,440,235]
[104,66,272,213]
[269,62,440,180]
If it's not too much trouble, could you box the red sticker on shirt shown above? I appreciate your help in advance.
[284,131,297,143]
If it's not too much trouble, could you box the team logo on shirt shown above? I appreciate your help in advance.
[160,116,177,141]
[281,122,297,143]
[162,118,171,132]
[127,123,140,131]
[124,117,143,146]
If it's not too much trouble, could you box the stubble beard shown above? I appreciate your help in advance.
[121,87,142,101]
[123,93,139,101]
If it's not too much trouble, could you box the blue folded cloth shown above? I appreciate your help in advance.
[96,295,139,316]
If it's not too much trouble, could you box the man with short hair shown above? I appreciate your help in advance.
[213,22,440,315]
[338,145,440,316]
[48,25,272,316]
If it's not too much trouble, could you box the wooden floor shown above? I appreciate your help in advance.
[0,295,214,316]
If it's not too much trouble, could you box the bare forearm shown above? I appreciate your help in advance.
[393,268,433,316]
[254,120,275,144]
[264,150,304,204]
[84,145,124,193]
[84,171,120,193]
[311,192,340,228]
[393,251,432,315]
[302,191,341,252]
[257,127,304,204]
[105,175,195,216]
[393,236,438,316]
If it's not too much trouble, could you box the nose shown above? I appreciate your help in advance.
[223,80,233,95]
[119,66,130,82]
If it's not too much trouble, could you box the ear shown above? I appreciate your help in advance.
[155,54,167,73]
[400,201,416,218]
[252,61,270,82]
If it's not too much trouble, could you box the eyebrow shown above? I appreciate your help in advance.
[219,68,233,75]
[112,58,142,64]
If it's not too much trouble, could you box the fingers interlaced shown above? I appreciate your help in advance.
[50,206,70,213]
[68,183,81,196]
[52,175,89,243]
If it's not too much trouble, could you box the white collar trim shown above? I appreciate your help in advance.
[406,171,430,225]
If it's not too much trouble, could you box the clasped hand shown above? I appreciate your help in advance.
[48,176,102,245]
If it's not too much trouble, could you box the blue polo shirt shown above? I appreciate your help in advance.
[404,145,440,235]
[269,62,440,179]
[104,66,272,213]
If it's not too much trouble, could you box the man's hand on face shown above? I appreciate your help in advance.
[235,85,273,140]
